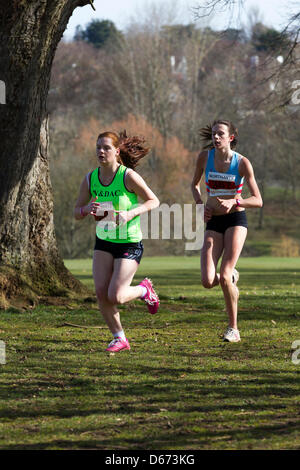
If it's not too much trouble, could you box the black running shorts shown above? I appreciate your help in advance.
[206,210,248,234]
[94,237,144,264]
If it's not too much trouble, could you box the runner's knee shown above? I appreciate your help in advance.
[219,272,232,288]
[202,276,215,289]
[108,287,126,305]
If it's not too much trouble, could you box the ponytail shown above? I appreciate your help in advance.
[97,130,150,170]
[199,124,215,150]
[118,130,150,169]
[199,120,238,150]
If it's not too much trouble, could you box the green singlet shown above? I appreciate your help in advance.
[90,164,142,243]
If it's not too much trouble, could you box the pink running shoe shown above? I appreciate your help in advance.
[105,337,130,352]
[139,278,159,315]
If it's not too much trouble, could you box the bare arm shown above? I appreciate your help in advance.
[191,151,207,204]
[120,170,159,221]
[74,175,99,220]
[238,157,263,208]
[191,151,213,222]
[217,157,263,212]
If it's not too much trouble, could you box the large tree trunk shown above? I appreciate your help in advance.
[0,0,92,307]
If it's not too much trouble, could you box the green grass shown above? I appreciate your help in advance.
[0,256,299,450]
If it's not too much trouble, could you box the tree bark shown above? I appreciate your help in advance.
[0,0,92,307]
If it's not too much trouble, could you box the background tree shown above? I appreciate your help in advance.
[74,19,123,49]
[0,0,93,308]
[251,23,291,54]
[51,113,195,258]
[195,0,300,109]
[46,1,299,260]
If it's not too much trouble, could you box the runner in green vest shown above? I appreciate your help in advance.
[74,131,160,352]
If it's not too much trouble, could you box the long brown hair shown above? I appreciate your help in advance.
[199,119,238,150]
[97,130,150,169]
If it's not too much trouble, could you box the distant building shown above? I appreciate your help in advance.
[250,55,259,68]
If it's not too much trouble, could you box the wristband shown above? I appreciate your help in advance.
[80,207,86,217]
[236,199,241,207]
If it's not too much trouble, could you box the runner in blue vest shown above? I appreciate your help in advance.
[74,131,160,352]
[191,120,263,342]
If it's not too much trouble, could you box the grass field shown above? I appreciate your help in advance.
[0,256,299,450]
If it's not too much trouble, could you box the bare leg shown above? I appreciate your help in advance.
[108,258,143,305]
[93,250,122,335]
[219,226,247,329]
[201,230,224,288]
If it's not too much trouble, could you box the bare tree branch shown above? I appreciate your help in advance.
[194,0,300,110]
[194,0,245,18]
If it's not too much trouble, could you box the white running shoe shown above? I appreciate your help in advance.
[223,327,241,342]
[232,268,239,285]
[232,268,240,298]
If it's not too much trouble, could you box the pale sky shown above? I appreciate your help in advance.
[64,0,294,40]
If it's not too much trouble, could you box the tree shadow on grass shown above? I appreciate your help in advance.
[0,262,299,449]
[1,341,299,449]
[1,367,299,450]
[4,415,298,450]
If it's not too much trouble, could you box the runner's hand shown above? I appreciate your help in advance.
[216,198,236,213]
[114,210,132,226]
[82,197,101,218]
[204,205,213,222]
